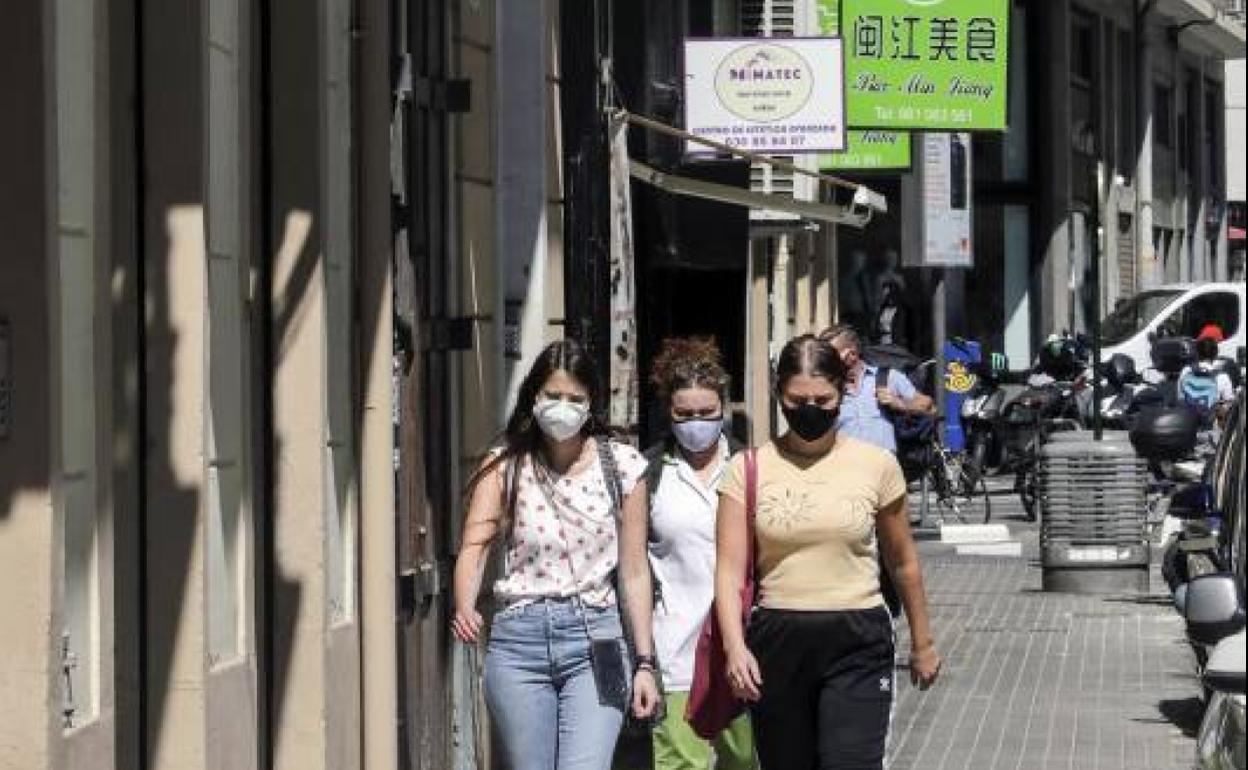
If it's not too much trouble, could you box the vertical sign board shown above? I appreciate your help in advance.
[838,0,1010,131]
[684,38,847,154]
[816,0,911,170]
[921,133,973,267]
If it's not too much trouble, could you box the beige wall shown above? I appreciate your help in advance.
[1,0,452,766]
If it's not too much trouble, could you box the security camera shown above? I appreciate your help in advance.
[852,185,888,216]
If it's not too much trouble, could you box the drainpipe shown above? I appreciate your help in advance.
[355,0,399,768]
[1135,0,1157,290]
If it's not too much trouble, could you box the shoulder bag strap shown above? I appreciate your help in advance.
[597,437,669,709]
[744,449,758,597]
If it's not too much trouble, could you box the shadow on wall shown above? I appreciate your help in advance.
[0,0,49,520]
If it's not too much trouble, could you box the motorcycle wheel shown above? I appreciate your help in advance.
[935,453,994,524]
[968,434,991,484]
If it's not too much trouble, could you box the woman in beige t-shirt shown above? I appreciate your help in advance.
[714,334,941,770]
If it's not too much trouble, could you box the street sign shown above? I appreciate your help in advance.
[684,38,846,154]
[821,130,912,171]
[919,132,973,267]
[835,0,1010,131]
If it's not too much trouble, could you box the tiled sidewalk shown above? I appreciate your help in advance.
[888,538,1202,770]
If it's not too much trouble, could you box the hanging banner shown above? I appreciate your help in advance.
[837,0,1010,130]
[821,130,912,171]
[920,133,973,267]
[684,38,847,154]
[607,115,639,432]
[816,2,909,170]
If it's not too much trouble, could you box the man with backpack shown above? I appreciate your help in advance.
[821,324,935,453]
[821,324,935,617]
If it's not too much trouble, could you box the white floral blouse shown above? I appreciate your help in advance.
[492,441,647,609]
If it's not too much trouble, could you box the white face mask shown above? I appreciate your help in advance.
[671,417,723,454]
[533,398,590,442]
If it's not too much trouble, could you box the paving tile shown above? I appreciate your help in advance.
[887,493,1201,770]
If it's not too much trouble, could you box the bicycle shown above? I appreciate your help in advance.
[917,422,993,524]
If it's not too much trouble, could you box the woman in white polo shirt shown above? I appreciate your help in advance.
[645,338,756,770]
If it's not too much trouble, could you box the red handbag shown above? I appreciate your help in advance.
[685,449,757,740]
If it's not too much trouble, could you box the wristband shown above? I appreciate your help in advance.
[634,654,658,670]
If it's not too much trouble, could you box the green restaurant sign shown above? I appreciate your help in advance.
[823,130,911,171]
[817,1,909,170]
[833,0,1010,131]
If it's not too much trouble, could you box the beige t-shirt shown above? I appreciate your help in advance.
[719,436,908,611]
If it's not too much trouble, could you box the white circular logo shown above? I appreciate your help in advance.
[714,43,814,123]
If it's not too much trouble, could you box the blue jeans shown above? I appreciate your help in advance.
[485,598,627,770]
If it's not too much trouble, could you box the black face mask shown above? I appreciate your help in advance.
[782,403,839,442]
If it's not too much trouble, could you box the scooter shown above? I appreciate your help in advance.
[961,358,1029,480]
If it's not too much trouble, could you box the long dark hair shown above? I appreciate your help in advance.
[775,334,847,393]
[464,338,607,509]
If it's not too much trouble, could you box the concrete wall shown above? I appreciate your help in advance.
[1,0,384,767]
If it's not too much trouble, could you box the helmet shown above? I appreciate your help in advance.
[1196,323,1225,343]
[1038,335,1081,379]
[1102,353,1137,389]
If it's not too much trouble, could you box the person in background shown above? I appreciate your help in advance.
[822,325,934,617]
[872,279,914,350]
[1179,332,1237,424]
[644,337,757,770]
[841,248,872,333]
[450,339,660,770]
[821,324,934,454]
[715,335,941,769]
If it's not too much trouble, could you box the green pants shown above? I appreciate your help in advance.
[652,691,757,770]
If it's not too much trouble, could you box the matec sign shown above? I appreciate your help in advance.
[684,38,846,155]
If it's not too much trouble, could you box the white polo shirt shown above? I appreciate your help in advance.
[648,438,731,691]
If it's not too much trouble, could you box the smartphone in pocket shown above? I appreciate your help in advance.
[589,638,629,711]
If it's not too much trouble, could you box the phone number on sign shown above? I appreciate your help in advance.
[874,106,975,124]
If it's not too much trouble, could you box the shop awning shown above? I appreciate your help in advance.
[629,160,878,227]
[617,110,886,229]
[1230,226,1246,241]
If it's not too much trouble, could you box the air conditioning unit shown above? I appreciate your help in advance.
[739,0,819,222]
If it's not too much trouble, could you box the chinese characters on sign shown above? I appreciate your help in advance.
[850,15,997,62]
[920,133,973,267]
[837,0,1009,130]
[684,38,846,154]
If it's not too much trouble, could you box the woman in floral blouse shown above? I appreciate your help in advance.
[451,339,660,770]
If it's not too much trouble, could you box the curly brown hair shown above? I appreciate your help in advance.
[649,336,730,402]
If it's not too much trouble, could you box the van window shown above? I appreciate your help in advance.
[1101,289,1182,345]
[1162,291,1241,340]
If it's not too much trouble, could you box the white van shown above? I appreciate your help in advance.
[1101,282,1246,374]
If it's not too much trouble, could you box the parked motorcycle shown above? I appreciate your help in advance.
[961,357,1029,482]
[1085,352,1147,430]
[1002,332,1091,520]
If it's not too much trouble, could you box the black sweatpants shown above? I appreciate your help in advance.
[746,606,895,770]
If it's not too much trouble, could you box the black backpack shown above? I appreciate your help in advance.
[875,365,935,481]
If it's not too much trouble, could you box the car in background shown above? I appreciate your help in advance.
[1101,282,1245,376]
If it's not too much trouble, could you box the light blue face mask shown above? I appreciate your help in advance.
[671,417,723,454]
